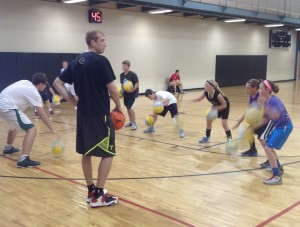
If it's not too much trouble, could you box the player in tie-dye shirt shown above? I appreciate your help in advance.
[255,80,293,185]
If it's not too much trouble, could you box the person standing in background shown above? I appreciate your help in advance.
[61,60,79,108]
[120,60,139,130]
[61,60,68,73]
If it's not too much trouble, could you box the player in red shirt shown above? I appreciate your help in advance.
[169,70,185,94]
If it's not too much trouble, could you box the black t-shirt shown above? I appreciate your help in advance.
[59,51,116,117]
[205,90,229,106]
[39,85,51,96]
[120,71,139,98]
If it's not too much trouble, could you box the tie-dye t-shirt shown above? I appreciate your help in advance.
[264,95,291,128]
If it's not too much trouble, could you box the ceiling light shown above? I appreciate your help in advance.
[63,0,87,3]
[264,24,284,28]
[295,28,300,31]
[148,9,173,14]
[224,19,246,23]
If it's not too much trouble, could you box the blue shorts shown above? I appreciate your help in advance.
[266,121,293,150]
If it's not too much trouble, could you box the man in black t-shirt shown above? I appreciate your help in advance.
[120,60,139,130]
[54,30,123,208]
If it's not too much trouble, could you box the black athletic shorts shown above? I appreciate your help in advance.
[124,97,136,109]
[255,120,274,140]
[76,111,116,157]
[217,101,230,119]
[159,103,178,118]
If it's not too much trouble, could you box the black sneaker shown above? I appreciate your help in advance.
[17,156,41,168]
[241,149,258,157]
[3,146,20,155]
[260,160,270,168]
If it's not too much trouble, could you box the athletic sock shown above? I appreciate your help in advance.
[206,129,211,138]
[225,130,232,138]
[94,187,104,197]
[87,184,95,193]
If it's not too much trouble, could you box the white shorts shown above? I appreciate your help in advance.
[0,109,34,131]
[64,83,76,96]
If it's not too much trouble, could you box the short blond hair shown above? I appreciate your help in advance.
[85,30,104,46]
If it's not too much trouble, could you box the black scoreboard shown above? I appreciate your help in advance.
[269,30,291,48]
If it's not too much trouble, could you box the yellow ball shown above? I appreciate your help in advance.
[205,108,218,121]
[238,124,254,144]
[117,86,124,98]
[51,140,64,157]
[53,95,61,106]
[153,102,164,114]
[144,115,154,126]
[225,139,239,154]
[245,108,260,125]
[123,80,133,92]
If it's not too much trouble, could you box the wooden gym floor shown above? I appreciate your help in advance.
[0,81,299,227]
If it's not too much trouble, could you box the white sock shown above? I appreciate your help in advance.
[20,155,28,162]
[5,144,12,149]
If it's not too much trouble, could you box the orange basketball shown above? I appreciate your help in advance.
[110,110,125,130]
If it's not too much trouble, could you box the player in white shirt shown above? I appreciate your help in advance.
[144,89,185,138]
[0,73,58,167]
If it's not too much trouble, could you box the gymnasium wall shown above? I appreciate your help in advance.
[0,0,297,92]
[0,53,78,91]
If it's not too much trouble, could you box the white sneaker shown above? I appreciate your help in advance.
[179,129,185,138]
[263,175,282,185]
[125,122,132,127]
[131,122,137,130]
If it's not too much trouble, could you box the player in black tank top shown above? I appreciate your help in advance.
[192,79,232,143]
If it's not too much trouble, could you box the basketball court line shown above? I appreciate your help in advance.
[2,124,299,160]
[0,155,196,227]
[255,200,300,227]
[117,132,300,158]
[1,126,300,226]
[49,118,300,158]
[1,158,300,181]
[1,155,300,226]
